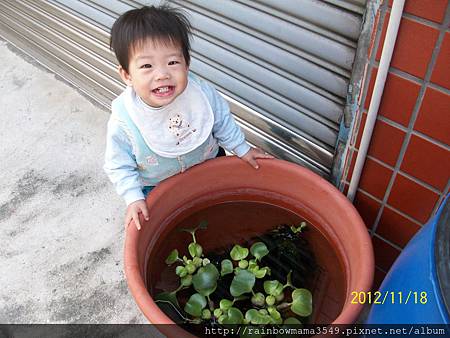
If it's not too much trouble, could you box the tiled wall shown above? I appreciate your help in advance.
[341,0,450,289]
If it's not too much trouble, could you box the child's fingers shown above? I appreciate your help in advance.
[141,205,150,221]
[124,213,132,228]
[254,152,274,159]
[247,157,259,169]
[252,148,274,159]
[133,211,142,231]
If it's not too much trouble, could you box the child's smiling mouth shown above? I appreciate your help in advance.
[152,85,175,97]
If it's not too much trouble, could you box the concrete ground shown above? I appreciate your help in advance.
[0,40,149,324]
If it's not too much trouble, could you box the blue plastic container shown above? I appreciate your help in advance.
[366,194,449,324]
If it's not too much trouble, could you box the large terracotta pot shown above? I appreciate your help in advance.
[124,157,374,332]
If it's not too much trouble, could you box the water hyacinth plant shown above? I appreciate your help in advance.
[155,221,313,327]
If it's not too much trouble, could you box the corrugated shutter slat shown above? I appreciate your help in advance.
[0,0,367,179]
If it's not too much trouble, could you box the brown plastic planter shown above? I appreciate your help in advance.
[124,157,374,332]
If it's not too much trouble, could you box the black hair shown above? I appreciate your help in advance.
[110,5,192,72]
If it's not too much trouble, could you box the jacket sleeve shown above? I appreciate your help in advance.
[103,116,144,205]
[192,75,251,157]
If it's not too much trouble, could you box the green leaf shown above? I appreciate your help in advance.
[230,245,249,261]
[198,220,208,229]
[263,280,284,296]
[248,260,258,271]
[180,221,208,234]
[180,221,207,243]
[283,317,302,325]
[258,309,268,316]
[180,274,192,287]
[202,309,211,320]
[275,291,285,302]
[290,221,307,234]
[253,267,268,279]
[175,266,187,278]
[245,309,261,324]
[250,242,269,261]
[193,257,203,268]
[251,292,265,307]
[291,288,313,317]
[188,242,203,258]
[279,317,303,338]
[267,306,282,323]
[265,295,275,306]
[192,263,219,297]
[220,307,244,325]
[285,270,294,288]
[230,269,255,297]
[185,263,196,274]
[238,259,249,269]
[155,291,180,308]
[213,308,222,318]
[165,249,179,265]
[219,299,233,311]
[184,293,207,317]
[245,309,271,325]
[220,259,233,276]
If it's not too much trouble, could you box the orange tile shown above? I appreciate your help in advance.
[367,120,406,167]
[389,0,448,23]
[416,87,450,145]
[364,67,377,111]
[377,206,421,248]
[387,173,440,223]
[368,10,383,59]
[347,149,358,182]
[369,71,420,126]
[376,16,439,79]
[342,183,349,196]
[359,158,393,200]
[355,113,367,149]
[342,147,353,182]
[364,68,421,127]
[355,114,406,168]
[431,32,450,90]
[372,236,401,271]
[375,13,389,61]
[401,134,450,190]
[354,191,381,230]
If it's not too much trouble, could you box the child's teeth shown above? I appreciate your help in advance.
[157,87,169,93]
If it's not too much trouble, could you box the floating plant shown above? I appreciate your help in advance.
[155,221,314,331]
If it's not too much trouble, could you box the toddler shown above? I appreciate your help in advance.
[104,5,273,230]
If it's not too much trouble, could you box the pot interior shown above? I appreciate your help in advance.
[145,189,347,324]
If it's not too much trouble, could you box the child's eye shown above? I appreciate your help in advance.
[168,61,179,65]
[140,64,152,69]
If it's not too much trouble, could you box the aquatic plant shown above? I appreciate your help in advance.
[155,221,313,327]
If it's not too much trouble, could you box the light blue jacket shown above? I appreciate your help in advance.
[104,73,250,205]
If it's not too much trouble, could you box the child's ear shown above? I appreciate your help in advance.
[118,66,132,86]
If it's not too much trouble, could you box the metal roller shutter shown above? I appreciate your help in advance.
[0,0,367,179]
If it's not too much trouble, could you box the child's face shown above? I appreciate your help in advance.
[119,38,188,108]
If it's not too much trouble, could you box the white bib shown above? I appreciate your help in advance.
[124,80,214,158]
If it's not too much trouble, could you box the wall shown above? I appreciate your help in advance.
[341,0,450,289]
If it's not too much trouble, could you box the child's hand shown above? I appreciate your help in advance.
[125,199,149,231]
[240,147,274,169]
